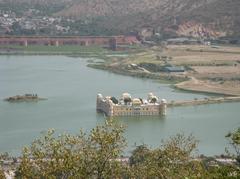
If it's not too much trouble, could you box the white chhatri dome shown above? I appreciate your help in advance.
[97,94,103,98]
[132,98,142,105]
[148,92,154,100]
[122,92,131,99]
[161,99,167,104]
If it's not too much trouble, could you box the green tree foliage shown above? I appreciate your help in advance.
[14,122,240,178]
[123,97,132,105]
[150,97,157,103]
[206,164,240,178]
[16,120,126,179]
[129,144,150,165]
[226,127,240,163]
[0,153,10,179]
[110,97,118,104]
[128,134,209,178]
[0,168,5,179]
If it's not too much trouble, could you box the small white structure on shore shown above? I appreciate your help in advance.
[96,92,167,117]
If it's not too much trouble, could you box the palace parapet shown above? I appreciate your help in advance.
[96,93,167,117]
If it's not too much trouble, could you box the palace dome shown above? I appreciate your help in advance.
[132,98,142,105]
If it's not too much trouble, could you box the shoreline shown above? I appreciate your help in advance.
[89,63,240,98]
[0,51,107,57]
[1,51,240,99]
[175,77,240,97]
[174,85,234,97]
[167,96,240,107]
[87,63,186,84]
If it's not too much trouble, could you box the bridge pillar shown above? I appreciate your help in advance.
[23,40,28,47]
[55,40,59,47]
[109,38,117,50]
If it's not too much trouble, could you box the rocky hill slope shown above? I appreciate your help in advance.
[0,0,239,38]
[54,0,240,39]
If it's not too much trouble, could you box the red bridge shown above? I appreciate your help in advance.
[0,35,139,49]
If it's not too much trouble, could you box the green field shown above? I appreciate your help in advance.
[0,45,142,57]
[1,45,105,53]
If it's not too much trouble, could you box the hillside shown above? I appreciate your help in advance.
[0,0,239,38]
[0,0,71,15]
[54,0,240,39]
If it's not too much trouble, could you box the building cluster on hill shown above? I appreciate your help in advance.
[0,10,73,36]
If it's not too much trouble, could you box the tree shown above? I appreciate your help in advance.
[0,168,5,179]
[11,22,22,35]
[129,144,150,165]
[128,134,208,178]
[0,153,11,179]
[206,164,240,178]
[123,97,131,105]
[110,97,118,104]
[150,97,157,103]
[226,128,240,163]
[13,123,240,178]
[16,119,126,179]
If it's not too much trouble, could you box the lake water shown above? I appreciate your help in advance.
[0,55,239,156]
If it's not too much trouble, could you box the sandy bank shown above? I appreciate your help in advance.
[168,96,240,107]
[175,77,240,96]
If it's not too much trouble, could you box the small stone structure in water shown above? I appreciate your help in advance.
[4,94,46,102]
[96,92,167,117]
